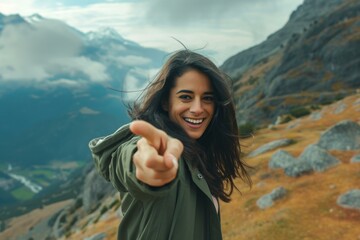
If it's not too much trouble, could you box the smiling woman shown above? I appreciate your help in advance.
[165,69,215,139]
[89,49,252,240]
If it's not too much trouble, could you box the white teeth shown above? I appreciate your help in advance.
[185,118,203,124]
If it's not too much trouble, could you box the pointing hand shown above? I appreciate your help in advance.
[130,120,184,187]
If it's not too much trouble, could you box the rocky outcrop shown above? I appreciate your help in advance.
[221,0,360,126]
[82,167,116,213]
[350,154,360,163]
[256,187,287,209]
[268,144,340,177]
[298,144,340,172]
[269,149,297,169]
[84,232,107,240]
[317,120,360,150]
[337,189,360,210]
[248,139,294,157]
[221,0,346,79]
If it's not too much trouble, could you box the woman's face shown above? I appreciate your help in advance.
[165,69,215,140]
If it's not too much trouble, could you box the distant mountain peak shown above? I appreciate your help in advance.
[25,13,44,24]
[85,27,139,47]
[86,27,124,41]
[0,13,26,25]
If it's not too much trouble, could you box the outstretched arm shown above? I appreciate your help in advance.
[130,120,184,187]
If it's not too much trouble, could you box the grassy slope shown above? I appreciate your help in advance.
[71,93,359,240]
[221,93,360,240]
[2,94,359,240]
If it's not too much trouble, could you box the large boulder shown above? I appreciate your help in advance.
[350,154,360,163]
[317,120,360,150]
[284,161,313,177]
[282,144,340,177]
[256,187,287,209]
[337,189,360,210]
[269,149,297,169]
[298,144,340,171]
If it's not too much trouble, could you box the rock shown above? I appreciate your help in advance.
[284,160,313,177]
[309,111,323,120]
[84,232,107,240]
[82,168,116,213]
[333,102,347,114]
[353,98,360,106]
[269,149,297,169]
[248,139,294,157]
[256,187,287,209]
[350,154,360,163]
[298,144,340,172]
[317,120,360,150]
[337,189,360,210]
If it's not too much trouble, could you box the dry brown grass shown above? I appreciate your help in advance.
[0,200,73,240]
[71,94,360,240]
[3,94,360,240]
[221,94,360,240]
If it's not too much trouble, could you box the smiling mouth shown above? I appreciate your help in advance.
[184,118,204,125]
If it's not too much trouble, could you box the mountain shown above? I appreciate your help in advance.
[0,13,167,167]
[1,1,360,238]
[0,12,167,208]
[221,0,360,126]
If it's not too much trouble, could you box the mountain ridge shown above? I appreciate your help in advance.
[221,0,360,126]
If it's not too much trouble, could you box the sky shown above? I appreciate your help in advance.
[1,0,304,65]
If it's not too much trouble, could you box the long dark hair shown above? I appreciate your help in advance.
[129,49,252,202]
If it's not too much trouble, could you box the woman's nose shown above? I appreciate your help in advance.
[189,99,203,114]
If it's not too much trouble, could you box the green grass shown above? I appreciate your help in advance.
[11,186,35,201]
[30,169,56,179]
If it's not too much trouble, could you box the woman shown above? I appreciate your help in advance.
[89,49,252,240]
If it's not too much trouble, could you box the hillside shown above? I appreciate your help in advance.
[2,93,358,240]
[1,0,360,238]
[221,0,360,126]
[0,12,167,207]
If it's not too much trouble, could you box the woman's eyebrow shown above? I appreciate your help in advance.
[176,90,214,95]
[176,90,193,94]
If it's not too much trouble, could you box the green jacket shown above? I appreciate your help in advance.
[89,124,222,240]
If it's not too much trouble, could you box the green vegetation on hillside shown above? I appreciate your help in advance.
[11,186,34,201]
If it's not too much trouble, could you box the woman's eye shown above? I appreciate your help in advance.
[179,95,191,100]
[203,95,214,102]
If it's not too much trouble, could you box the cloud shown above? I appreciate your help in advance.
[122,67,159,101]
[0,18,109,87]
[117,55,152,67]
[1,0,304,65]
[138,0,303,63]
[47,57,109,82]
[144,0,247,26]
[79,107,100,115]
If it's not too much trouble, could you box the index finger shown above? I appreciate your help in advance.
[163,137,183,169]
[130,120,167,152]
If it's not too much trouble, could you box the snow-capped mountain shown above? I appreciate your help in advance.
[0,13,167,167]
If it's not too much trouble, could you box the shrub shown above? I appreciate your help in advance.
[238,123,255,137]
[289,107,311,118]
[100,205,108,215]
